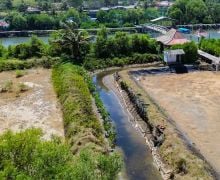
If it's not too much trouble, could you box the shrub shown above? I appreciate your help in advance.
[171,42,198,64]
[52,63,122,179]
[83,53,162,70]
[15,70,25,78]
[0,80,13,93]
[17,83,29,92]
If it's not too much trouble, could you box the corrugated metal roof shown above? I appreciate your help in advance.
[156,28,189,45]
[151,16,174,22]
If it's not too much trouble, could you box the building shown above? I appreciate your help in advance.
[26,7,41,14]
[0,20,9,30]
[157,28,189,46]
[164,49,185,65]
[156,1,173,7]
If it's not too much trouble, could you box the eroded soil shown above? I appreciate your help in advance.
[0,69,64,139]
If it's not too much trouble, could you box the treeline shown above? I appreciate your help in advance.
[4,8,91,30]
[94,28,158,59]
[0,0,131,10]
[169,0,220,24]
[199,38,220,56]
[2,7,160,30]
[96,8,159,28]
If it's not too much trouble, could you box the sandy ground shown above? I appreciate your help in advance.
[0,69,64,139]
[135,71,220,175]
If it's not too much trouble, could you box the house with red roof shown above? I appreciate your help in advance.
[156,28,189,46]
[0,20,9,30]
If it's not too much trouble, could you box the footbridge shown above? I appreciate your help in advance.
[137,24,169,34]
[198,50,220,71]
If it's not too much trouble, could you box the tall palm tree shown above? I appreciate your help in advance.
[54,22,91,62]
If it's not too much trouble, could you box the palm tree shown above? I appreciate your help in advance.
[53,22,91,62]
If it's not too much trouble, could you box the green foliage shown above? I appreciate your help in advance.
[0,128,122,180]
[199,38,220,56]
[15,70,25,78]
[52,63,103,143]
[96,8,157,27]
[168,0,220,24]
[8,36,46,59]
[51,24,91,63]
[0,80,13,93]
[17,82,29,92]
[84,53,162,70]
[78,68,116,146]
[0,57,60,72]
[171,42,198,64]
[94,28,158,59]
[52,63,122,179]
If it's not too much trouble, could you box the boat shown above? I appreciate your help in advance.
[178,27,190,34]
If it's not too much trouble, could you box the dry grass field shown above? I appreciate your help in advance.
[136,71,220,175]
[0,69,64,139]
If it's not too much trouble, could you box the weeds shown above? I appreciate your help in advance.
[17,83,29,92]
[0,80,13,93]
[15,70,26,78]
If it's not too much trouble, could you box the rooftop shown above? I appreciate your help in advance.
[156,28,189,45]
[151,16,174,23]
[164,49,185,55]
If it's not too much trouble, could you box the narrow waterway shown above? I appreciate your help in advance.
[0,36,49,47]
[94,71,162,180]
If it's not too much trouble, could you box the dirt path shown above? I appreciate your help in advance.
[136,71,220,176]
[0,69,64,139]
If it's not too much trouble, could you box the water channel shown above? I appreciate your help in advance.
[94,71,162,180]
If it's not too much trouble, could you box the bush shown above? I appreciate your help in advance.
[199,38,220,56]
[83,53,162,70]
[52,63,122,179]
[0,129,76,179]
[0,80,13,93]
[17,83,29,92]
[15,70,25,78]
[171,42,198,64]
[0,57,61,72]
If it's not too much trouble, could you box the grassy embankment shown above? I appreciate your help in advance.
[119,70,213,179]
[52,63,122,178]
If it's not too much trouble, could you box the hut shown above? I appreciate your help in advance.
[26,7,41,14]
[164,49,185,65]
[157,28,189,52]
[0,20,9,30]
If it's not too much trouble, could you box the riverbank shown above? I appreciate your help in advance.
[112,68,215,179]
[102,74,171,179]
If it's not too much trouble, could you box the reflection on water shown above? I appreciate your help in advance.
[0,36,49,47]
[94,74,162,180]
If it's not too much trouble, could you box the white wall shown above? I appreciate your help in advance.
[164,52,177,63]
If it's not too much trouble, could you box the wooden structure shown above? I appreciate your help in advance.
[198,50,220,71]
[164,49,185,65]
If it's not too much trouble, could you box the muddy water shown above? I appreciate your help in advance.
[94,71,161,180]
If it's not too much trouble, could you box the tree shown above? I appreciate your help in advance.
[53,23,91,62]
[11,14,27,30]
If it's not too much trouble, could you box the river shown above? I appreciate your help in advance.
[0,29,220,47]
[94,71,162,180]
[0,36,49,47]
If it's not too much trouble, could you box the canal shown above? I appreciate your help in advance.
[94,71,162,180]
